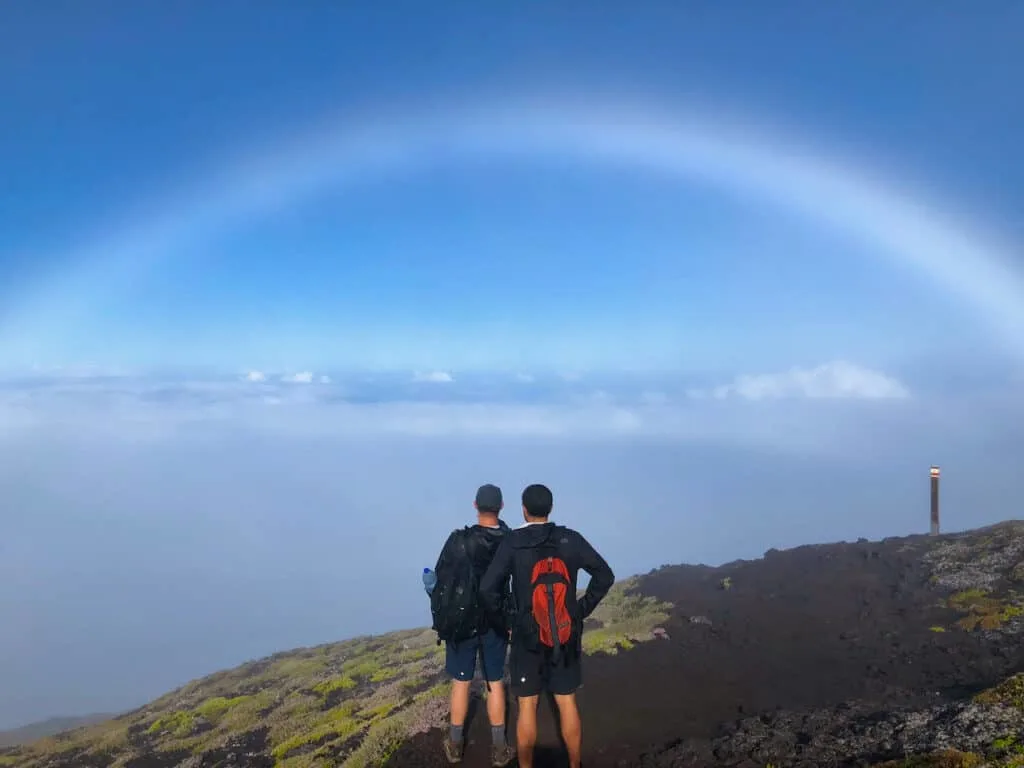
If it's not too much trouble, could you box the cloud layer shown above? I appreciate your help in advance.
[0,360,992,460]
[1,360,1020,730]
[693,360,910,401]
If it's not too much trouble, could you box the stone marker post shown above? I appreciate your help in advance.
[930,465,941,536]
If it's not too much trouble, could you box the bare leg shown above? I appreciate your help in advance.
[486,682,506,727]
[553,693,582,768]
[450,680,471,729]
[516,695,539,768]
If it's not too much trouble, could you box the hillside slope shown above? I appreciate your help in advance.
[0,576,669,768]
[0,714,117,749]
[7,522,1024,767]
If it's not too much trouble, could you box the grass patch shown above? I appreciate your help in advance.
[358,702,396,722]
[312,676,357,697]
[990,734,1022,752]
[146,710,197,738]
[342,658,384,681]
[419,681,450,701]
[270,702,360,761]
[369,666,401,683]
[195,695,252,722]
[975,672,1024,710]
[341,710,412,768]
[947,588,1024,632]
[580,576,672,655]
[871,749,984,767]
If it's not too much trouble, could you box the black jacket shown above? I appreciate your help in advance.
[479,522,614,641]
[434,521,513,632]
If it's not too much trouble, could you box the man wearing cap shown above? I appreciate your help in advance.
[431,484,516,766]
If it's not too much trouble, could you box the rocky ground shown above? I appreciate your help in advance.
[390,521,1024,767]
[6,521,1024,768]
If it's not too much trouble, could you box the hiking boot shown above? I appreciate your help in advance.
[443,737,463,764]
[491,742,516,767]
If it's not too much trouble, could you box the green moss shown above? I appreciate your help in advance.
[359,702,395,721]
[146,710,197,738]
[949,588,991,609]
[947,589,1024,632]
[218,690,276,732]
[976,673,1024,710]
[580,577,672,656]
[312,676,357,697]
[342,658,383,680]
[341,711,411,768]
[195,695,252,722]
[870,749,984,767]
[418,681,449,701]
[398,674,430,694]
[266,656,328,680]
[270,703,360,761]
[991,734,1019,751]
[396,646,435,663]
[369,666,400,683]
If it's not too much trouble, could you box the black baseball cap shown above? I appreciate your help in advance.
[475,484,503,512]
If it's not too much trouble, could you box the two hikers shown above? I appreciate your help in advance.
[429,482,615,768]
[429,484,517,767]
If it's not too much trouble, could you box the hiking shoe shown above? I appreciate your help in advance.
[443,737,463,764]
[491,742,516,767]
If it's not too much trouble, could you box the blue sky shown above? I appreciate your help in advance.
[2,1,1024,370]
[1,1,1024,730]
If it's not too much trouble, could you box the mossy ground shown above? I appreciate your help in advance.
[0,627,450,768]
[580,576,673,655]
[871,750,985,768]
[975,673,1024,711]
[946,588,1024,632]
[1,579,670,767]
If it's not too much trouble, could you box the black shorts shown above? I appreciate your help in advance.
[509,642,582,697]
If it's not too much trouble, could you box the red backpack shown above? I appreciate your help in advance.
[529,537,574,660]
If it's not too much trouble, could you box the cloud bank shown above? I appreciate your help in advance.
[412,370,455,383]
[0,360,1005,461]
[692,360,910,401]
[281,371,315,384]
[2,360,1021,731]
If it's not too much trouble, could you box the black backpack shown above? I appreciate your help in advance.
[430,528,483,645]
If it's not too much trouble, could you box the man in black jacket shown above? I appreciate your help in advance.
[432,484,516,767]
[479,483,615,768]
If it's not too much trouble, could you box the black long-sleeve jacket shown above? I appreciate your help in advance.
[479,522,614,638]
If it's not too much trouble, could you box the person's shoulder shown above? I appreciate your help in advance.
[445,526,469,544]
[557,525,599,550]
[556,524,583,539]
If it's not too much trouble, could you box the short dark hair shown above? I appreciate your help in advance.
[522,484,553,518]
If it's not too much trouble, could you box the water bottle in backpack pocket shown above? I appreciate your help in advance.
[422,567,437,595]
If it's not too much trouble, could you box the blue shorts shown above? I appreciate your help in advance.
[445,629,508,683]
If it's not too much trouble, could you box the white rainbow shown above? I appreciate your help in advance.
[6,96,1024,358]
